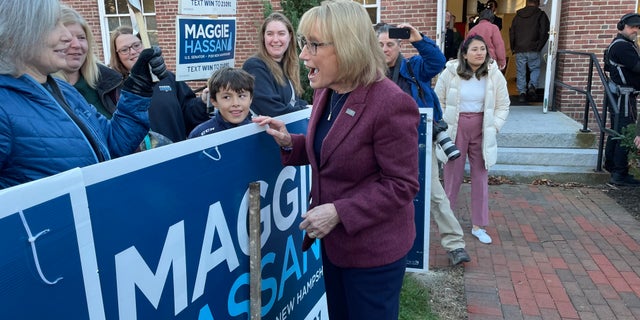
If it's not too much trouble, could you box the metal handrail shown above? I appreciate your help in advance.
[552,50,621,172]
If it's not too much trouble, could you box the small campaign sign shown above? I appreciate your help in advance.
[176,16,236,81]
[179,0,236,15]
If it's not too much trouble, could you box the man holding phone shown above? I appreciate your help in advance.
[388,26,411,39]
[374,22,471,266]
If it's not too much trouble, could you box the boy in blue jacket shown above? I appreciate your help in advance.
[189,68,254,138]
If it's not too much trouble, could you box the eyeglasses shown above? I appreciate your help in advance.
[117,41,143,56]
[297,36,333,56]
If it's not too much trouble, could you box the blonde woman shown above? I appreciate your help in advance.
[56,5,122,118]
[253,1,419,318]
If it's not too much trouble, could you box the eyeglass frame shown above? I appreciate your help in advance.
[117,41,143,56]
[297,36,333,55]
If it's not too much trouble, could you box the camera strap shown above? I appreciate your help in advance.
[405,60,428,106]
[391,55,402,84]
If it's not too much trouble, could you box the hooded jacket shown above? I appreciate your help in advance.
[509,5,550,53]
[95,64,123,115]
[147,71,210,143]
[0,74,150,189]
[468,20,507,68]
[434,60,510,169]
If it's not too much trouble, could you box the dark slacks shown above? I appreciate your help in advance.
[321,246,407,320]
[605,93,637,176]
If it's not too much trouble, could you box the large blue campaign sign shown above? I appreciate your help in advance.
[0,110,326,319]
[175,16,236,81]
[0,108,432,319]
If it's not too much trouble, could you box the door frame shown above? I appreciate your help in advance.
[437,0,562,113]
[542,0,562,113]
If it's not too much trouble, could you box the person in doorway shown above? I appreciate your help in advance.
[509,0,549,103]
[242,12,308,117]
[0,0,168,189]
[445,11,463,61]
[435,35,510,245]
[603,13,640,186]
[110,26,210,143]
[374,22,470,266]
[485,0,503,30]
[468,9,506,71]
[253,1,420,318]
[188,67,253,138]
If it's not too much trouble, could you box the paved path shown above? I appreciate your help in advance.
[429,183,640,319]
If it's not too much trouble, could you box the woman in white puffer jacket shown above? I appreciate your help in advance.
[435,34,510,245]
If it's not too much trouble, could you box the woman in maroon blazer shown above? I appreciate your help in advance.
[253,1,420,318]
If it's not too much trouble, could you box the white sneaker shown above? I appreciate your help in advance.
[472,228,492,244]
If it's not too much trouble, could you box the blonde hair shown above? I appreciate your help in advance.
[298,0,385,88]
[57,5,100,88]
[253,12,303,96]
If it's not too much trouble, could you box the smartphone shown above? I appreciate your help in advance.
[388,27,411,39]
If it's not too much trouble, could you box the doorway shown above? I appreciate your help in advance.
[438,0,560,109]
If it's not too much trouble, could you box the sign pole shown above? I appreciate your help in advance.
[248,182,262,320]
[127,0,151,47]
[127,0,158,82]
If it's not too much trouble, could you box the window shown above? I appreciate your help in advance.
[352,0,379,24]
[99,0,157,63]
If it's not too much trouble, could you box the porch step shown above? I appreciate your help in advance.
[487,164,610,184]
[460,106,608,184]
[498,147,598,167]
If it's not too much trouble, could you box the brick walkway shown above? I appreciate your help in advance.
[429,183,640,319]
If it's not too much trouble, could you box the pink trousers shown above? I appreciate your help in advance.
[443,112,489,227]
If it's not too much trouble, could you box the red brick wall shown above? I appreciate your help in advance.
[555,0,637,132]
[61,0,440,70]
[60,0,639,127]
[379,0,436,58]
[61,0,104,60]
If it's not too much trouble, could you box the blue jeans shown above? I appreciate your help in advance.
[515,52,542,94]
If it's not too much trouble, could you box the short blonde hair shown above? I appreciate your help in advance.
[298,0,385,88]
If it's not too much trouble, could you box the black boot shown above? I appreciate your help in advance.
[610,173,640,186]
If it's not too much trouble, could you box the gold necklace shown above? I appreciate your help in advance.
[328,91,347,121]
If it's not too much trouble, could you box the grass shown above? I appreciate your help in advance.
[399,274,439,320]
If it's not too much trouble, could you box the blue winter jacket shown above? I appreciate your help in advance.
[0,74,151,189]
[397,35,446,121]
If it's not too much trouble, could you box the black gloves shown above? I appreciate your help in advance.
[122,46,168,97]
